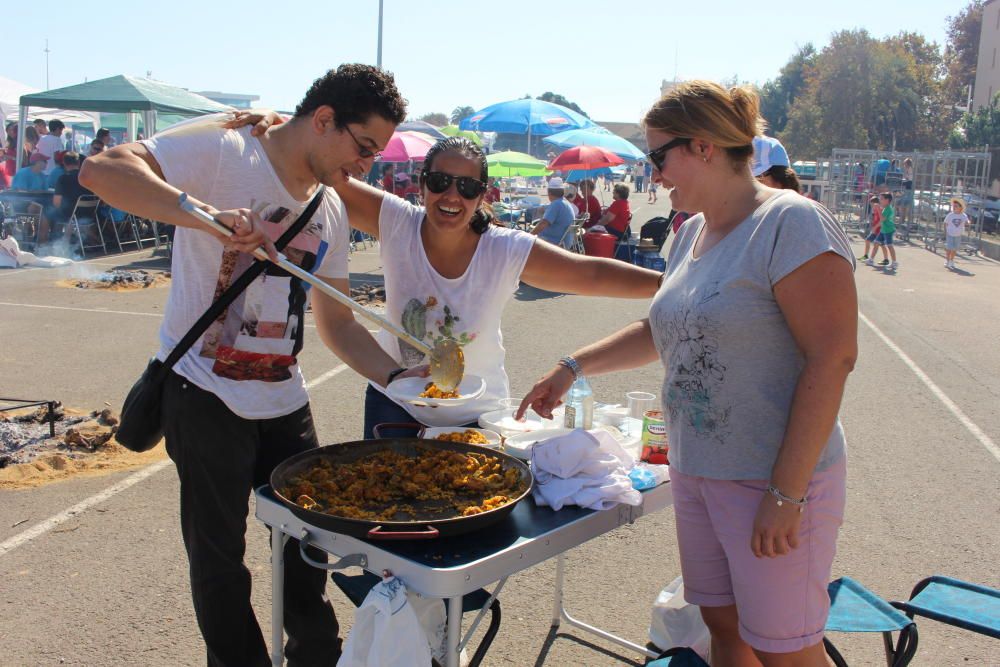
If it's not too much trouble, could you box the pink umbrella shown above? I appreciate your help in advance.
[379,131,437,162]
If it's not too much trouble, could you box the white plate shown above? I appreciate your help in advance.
[386,375,486,407]
[478,407,561,437]
[420,427,502,449]
[502,428,573,460]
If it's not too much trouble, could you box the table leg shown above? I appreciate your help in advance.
[551,554,565,627]
[551,553,659,659]
[446,596,462,667]
[271,528,285,667]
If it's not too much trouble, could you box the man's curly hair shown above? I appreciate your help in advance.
[294,64,407,127]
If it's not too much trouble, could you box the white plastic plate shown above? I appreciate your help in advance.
[502,428,573,460]
[386,374,486,407]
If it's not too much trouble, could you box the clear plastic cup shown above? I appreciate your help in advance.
[624,391,656,436]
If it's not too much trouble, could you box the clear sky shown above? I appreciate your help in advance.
[4,1,964,124]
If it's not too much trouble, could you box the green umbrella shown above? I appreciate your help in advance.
[486,150,550,177]
[441,125,483,145]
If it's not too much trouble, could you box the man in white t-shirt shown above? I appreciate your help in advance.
[35,119,65,175]
[81,64,410,667]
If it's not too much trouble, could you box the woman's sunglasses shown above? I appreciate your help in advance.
[423,171,487,199]
[645,137,691,172]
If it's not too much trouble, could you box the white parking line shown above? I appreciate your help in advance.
[0,362,355,558]
[860,311,1000,464]
[0,460,172,558]
[0,302,163,318]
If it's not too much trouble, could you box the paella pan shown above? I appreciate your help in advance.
[271,438,534,540]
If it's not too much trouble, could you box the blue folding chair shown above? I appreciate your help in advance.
[647,577,919,667]
[824,577,918,666]
[892,576,1000,640]
[645,646,709,666]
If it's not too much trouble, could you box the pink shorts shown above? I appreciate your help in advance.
[671,457,846,653]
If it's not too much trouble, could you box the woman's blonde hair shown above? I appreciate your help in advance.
[643,80,766,169]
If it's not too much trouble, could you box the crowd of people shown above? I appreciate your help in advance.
[1,120,118,247]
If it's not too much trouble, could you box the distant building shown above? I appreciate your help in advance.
[195,90,260,109]
[974,0,1000,110]
[595,122,647,152]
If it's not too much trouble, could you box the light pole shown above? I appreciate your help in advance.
[376,0,383,68]
[44,38,50,89]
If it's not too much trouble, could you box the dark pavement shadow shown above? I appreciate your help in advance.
[531,625,644,667]
[515,282,565,302]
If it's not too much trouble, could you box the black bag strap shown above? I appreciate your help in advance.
[160,186,326,372]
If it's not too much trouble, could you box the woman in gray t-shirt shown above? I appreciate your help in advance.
[519,81,857,664]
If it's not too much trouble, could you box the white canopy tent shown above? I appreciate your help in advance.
[0,75,99,128]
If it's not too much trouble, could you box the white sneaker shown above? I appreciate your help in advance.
[945,260,951,267]
[891,261,898,270]
[865,259,874,266]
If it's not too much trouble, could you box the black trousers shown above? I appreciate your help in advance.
[162,371,341,667]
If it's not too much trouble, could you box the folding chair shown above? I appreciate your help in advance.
[103,204,142,253]
[68,194,107,257]
[645,646,708,666]
[330,571,502,667]
[613,225,635,263]
[892,576,1000,640]
[557,223,584,253]
[824,577,918,667]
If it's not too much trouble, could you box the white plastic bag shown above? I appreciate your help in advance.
[337,576,433,667]
[649,576,711,661]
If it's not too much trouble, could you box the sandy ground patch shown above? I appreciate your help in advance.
[0,405,167,490]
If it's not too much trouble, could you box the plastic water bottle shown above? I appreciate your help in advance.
[563,375,595,430]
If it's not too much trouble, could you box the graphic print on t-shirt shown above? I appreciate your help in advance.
[654,287,731,443]
[398,296,476,367]
[198,202,328,382]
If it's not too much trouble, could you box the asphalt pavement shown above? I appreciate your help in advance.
[1,187,998,666]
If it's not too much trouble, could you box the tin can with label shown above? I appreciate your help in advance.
[640,409,669,464]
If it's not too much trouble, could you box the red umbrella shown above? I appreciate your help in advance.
[547,145,624,171]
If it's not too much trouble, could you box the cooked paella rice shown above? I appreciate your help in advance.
[281,447,527,521]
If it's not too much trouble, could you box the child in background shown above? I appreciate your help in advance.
[876,192,897,270]
[944,197,969,269]
[859,195,881,261]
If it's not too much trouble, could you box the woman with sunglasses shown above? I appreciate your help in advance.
[519,81,857,666]
[339,136,663,436]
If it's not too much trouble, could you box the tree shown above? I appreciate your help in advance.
[780,30,946,156]
[951,93,1000,148]
[535,92,589,118]
[450,106,476,125]
[758,44,817,135]
[419,112,448,127]
[943,1,985,108]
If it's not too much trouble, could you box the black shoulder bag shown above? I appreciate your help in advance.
[116,187,326,452]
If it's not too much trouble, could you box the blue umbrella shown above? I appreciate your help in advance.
[460,98,597,152]
[543,128,645,160]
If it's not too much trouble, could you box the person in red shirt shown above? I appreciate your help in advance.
[573,179,602,228]
[397,173,421,203]
[597,184,632,240]
[381,163,395,194]
[484,177,501,204]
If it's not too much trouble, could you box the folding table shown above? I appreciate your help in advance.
[255,481,673,667]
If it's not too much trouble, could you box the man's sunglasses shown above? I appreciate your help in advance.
[645,137,691,172]
[423,171,487,199]
[343,124,380,160]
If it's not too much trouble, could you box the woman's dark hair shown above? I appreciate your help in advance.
[613,183,630,200]
[420,137,498,234]
[294,64,407,128]
[762,165,801,191]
